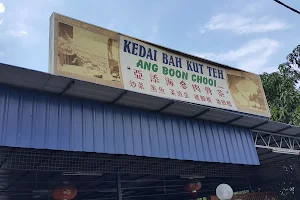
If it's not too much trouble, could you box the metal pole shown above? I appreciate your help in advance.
[247,176,252,192]
[117,173,122,200]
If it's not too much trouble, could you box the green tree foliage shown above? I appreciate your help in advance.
[259,45,300,200]
[260,45,300,125]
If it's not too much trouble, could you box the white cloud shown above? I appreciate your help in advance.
[200,14,289,34]
[0,3,5,13]
[5,30,28,37]
[191,38,280,73]
[0,19,2,24]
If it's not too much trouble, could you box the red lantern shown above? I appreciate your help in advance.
[184,180,201,192]
[52,184,77,200]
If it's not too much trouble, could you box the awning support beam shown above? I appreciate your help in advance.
[191,108,210,119]
[111,91,127,104]
[60,80,75,96]
[225,116,243,124]
[251,120,269,129]
[253,130,300,153]
[157,101,174,112]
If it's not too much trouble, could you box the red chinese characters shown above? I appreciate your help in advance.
[206,97,212,103]
[150,74,159,83]
[221,100,226,105]
[134,70,143,80]
[184,92,189,99]
[129,80,144,90]
[180,81,188,89]
[216,99,233,107]
[226,101,232,107]
[192,84,201,92]
[217,89,225,98]
[138,82,144,90]
[205,87,212,95]
[129,80,137,88]
[151,85,157,92]
[194,94,200,101]
[170,89,176,96]
[165,77,174,87]
[159,87,165,94]
[200,95,206,102]
[177,91,183,97]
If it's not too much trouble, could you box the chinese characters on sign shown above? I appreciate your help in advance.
[121,37,236,110]
[127,67,234,109]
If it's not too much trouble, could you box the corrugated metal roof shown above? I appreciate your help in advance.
[0,63,299,137]
[0,85,259,165]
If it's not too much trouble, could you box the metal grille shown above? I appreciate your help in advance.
[0,147,257,177]
[257,156,300,200]
[258,156,300,180]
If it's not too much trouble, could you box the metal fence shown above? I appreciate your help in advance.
[0,146,257,178]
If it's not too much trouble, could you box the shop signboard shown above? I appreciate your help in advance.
[49,13,271,118]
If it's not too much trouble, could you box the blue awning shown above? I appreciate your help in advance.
[1,62,299,165]
[0,63,299,137]
[0,84,259,165]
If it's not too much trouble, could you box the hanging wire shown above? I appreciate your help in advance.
[274,0,300,15]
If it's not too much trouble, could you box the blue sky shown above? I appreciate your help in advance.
[0,0,299,74]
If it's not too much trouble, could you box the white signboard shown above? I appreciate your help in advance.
[120,35,237,110]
